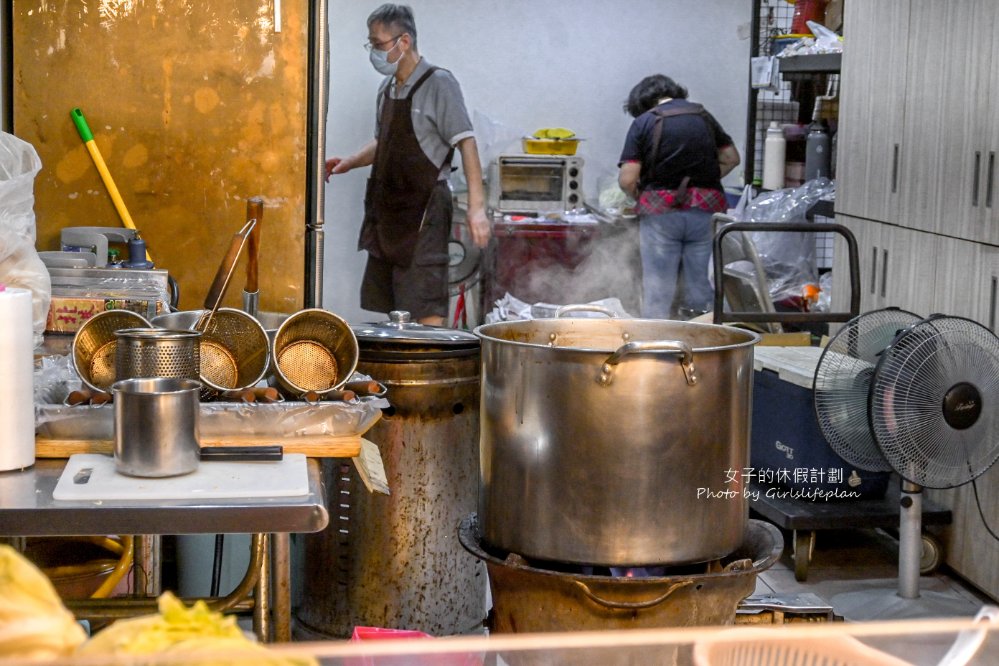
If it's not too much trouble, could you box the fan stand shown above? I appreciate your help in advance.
[830,480,980,621]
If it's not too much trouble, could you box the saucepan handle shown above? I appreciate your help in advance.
[598,340,696,387]
[572,579,693,610]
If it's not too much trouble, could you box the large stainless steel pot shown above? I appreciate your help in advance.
[475,312,760,566]
[295,311,485,638]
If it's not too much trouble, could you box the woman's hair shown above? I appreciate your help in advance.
[623,75,689,117]
[367,4,418,49]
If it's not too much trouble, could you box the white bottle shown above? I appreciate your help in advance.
[762,122,786,190]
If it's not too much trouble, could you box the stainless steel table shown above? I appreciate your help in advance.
[0,457,329,641]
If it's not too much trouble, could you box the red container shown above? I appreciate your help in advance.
[790,0,827,35]
[349,627,481,666]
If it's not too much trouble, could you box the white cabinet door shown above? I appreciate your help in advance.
[931,236,982,320]
[836,0,910,222]
[879,224,937,317]
[985,9,999,244]
[899,0,993,237]
[977,246,999,332]
[832,214,885,314]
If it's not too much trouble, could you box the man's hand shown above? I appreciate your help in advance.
[325,142,377,183]
[467,205,491,248]
[325,157,349,182]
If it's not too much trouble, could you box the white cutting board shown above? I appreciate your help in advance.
[53,453,309,501]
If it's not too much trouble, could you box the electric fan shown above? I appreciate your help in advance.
[448,220,482,329]
[448,220,481,298]
[868,314,999,601]
[813,311,999,619]
[813,307,922,472]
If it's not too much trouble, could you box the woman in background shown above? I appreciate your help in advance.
[618,74,740,319]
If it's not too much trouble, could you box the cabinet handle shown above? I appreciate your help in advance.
[990,276,997,333]
[891,144,899,194]
[870,247,878,295]
[880,249,888,299]
[973,151,982,207]
[987,152,996,209]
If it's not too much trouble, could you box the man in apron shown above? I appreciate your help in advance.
[325,3,490,326]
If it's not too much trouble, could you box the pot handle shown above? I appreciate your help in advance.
[555,304,618,319]
[598,340,696,387]
[572,579,693,610]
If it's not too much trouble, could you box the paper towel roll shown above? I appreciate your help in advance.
[0,286,35,471]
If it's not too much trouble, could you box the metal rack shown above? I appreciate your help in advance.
[746,0,840,185]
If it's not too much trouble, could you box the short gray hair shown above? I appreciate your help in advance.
[367,4,418,49]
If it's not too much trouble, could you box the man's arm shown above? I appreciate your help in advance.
[718,145,740,178]
[325,139,378,181]
[457,136,491,248]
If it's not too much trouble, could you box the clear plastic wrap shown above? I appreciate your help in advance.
[34,356,385,441]
[742,178,836,305]
[36,399,383,441]
[0,132,49,346]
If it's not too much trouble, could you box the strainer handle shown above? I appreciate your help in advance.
[201,218,257,331]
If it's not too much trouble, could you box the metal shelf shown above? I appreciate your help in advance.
[778,53,841,74]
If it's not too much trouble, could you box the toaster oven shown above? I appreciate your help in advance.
[487,154,584,214]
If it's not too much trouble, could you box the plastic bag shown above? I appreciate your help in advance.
[776,22,843,57]
[806,21,844,53]
[0,132,49,347]
[726,184,756,221]
[742,178,836,305]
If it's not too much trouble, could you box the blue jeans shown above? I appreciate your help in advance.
[639,208,714,319]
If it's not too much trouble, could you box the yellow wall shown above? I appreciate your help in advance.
[13,0,307,312]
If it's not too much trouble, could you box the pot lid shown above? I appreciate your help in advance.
[352,311,479,349]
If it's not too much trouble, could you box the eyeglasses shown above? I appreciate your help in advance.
[363,34,404,52]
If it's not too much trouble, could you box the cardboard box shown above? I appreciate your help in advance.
[825,0,844,32]
[45,296,162,334]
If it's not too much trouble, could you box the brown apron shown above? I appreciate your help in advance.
[358,66,454,267]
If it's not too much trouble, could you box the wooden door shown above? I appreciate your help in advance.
[899,0,992,237]
[835,0,910,223]
[977,245,999,333]
[832,214,885,314]
[12,1,309,312]
[930,236,981,320]
[878,224,936,316]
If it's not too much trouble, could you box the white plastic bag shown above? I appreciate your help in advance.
[0,132,49,347]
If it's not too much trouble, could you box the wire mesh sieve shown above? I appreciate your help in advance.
[194,308,271,393]
[114,328,202,383]
[271,308,358,396]
[72,310,153,392]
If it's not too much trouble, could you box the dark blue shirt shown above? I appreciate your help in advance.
[619,99,733,192]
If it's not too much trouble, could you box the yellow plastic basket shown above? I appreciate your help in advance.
[522,137,580,155]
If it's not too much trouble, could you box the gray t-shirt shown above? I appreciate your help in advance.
[376,57,474,179]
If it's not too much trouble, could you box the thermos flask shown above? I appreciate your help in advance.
[805,121,831,181]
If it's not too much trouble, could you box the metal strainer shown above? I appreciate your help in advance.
[115,328,202,383]
[72,310,153,392]
[271,308,358,396]
[194,307,270,394]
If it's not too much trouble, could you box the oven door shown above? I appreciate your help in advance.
[496,157,567,213]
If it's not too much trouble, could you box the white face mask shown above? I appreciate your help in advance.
[369,39,401,76]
